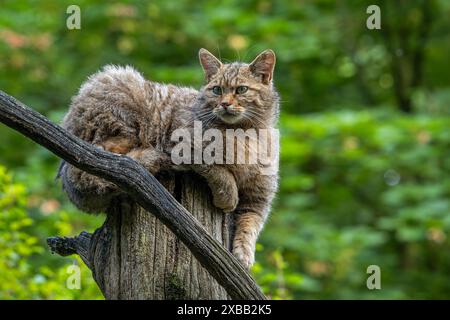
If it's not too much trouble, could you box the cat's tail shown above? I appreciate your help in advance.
[56,160,121,214]
[57,64,149,213]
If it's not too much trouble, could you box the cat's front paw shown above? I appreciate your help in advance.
[232,243,255,269]
[212,186,239,213]
[126,148,169,175]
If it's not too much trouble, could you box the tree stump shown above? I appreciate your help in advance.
[49,172,233,299]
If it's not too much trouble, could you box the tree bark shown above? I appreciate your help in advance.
[48,172,234,299]
[0,90,265,300]
[97,172,233,299]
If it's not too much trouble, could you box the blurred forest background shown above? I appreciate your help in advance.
[0,0,449,299]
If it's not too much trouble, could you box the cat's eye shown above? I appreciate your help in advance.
[235,86,248,94]
[212,86,222,95]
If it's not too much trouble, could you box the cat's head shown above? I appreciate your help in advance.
[196,48,278,128]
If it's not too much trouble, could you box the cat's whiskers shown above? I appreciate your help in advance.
[245,110,265,122]
[247,108,271,123]
[193,108,213,119]
[188,109,214,125]
[198,112,217,129]
[244,110,268,128]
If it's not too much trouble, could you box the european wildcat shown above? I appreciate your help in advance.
[59,48,279,268]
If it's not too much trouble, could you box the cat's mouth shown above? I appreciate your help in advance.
[214,105,245,124]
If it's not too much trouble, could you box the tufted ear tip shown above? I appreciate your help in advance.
[198,48,209,56]
[260,49,276,65]
[249,49,276,84]
[198,48,222,81]
[263,49,276,56]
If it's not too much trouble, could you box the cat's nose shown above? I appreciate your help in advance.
[221,102,232,109]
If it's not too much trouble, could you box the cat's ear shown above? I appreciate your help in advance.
[199,48,222,81]
[249,49,276,84]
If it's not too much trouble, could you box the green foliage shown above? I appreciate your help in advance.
[255,111,450,299]
[0,166,102,299]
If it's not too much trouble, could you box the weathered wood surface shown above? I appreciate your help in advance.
[50,172,233,299]
[0,90,265,300]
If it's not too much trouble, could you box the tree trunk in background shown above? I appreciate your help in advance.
[89,172,233,299]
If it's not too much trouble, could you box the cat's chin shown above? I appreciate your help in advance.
[218,113,244,125]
